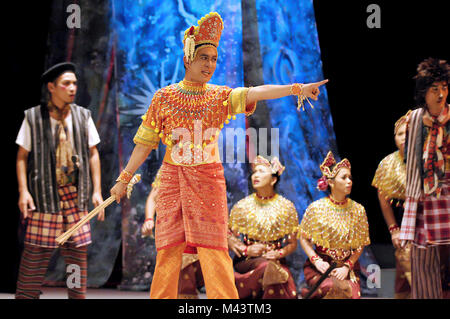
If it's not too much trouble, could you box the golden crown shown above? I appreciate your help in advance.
[183,12,224,62]
[251,155,285,176]
[320,151,351,179]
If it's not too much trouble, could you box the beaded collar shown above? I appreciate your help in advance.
[298,197,371,250]
[255,192,277,202]
[178,80,208,95]
[328,195,348,206]
[229,193,299,243]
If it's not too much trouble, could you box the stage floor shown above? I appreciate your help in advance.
[0,287,207,299]
[0,287,384,299]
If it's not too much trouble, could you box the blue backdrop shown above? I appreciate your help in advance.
[41,0,376,293]
[111,0,338,289]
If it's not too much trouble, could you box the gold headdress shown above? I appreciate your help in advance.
[320,151,351,179]
[183,12,224,63]
[394,110,411,135]
[251,155,285,176]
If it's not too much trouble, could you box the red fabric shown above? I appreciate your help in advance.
[423,121,443,194]
[234,257,298,299]
[178,260,204,297]
[302,254,361,299]
[155,162,229,251]
[184,246,198,254]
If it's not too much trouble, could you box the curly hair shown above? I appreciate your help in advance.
[414,58,450,106]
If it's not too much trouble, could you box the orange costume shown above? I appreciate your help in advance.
[133,12,256,299]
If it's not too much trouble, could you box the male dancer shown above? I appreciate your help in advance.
[110,12,327,299]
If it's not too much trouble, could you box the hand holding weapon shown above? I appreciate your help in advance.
[55,174,141,245]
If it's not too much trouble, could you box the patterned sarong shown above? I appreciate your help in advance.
[413,173,450,247]
[302,253,361,299]
[234,257,298,299]
[24,183,91,248]
[155,162,228,251]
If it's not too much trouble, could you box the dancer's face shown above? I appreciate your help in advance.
[395,123,406,156]
[329,168,352,197]
[425,81,448,112]
[251,164,277,190]
[184,46,217,83]
[48,72,77,107]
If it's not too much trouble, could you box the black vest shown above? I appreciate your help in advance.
[25,104,91,213]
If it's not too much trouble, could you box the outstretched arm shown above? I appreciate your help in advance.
[246,80,329,106]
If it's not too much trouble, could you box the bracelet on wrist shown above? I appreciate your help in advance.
[116,169,133,184]
[310,254,322,264]
[388,224,400,235]
[145,218,153,222]
[290,83,313,111]
[344,259,354,270]
[290,83,303,96]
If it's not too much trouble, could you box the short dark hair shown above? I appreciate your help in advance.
[414,58,450,106]
[41,62,76,84]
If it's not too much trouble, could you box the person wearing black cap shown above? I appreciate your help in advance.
[15,62,104,299]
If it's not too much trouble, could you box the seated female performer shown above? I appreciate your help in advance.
[298,151,370,299]
[228,156,299,299]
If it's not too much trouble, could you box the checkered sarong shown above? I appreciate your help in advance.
[25,183,91,248]
[402,173,450,247]
[400,198,420,241]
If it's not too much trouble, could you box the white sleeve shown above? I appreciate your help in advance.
[16,118,32,152]
[87,116,101,147]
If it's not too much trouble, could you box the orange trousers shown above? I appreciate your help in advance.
[150,243,238,299]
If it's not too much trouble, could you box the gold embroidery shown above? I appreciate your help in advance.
[133,123,160,149]
[229,193,299,242]
[227,87,257,116]
[262,261,289,288]
[323,278,353,299]
[298,197,370,250]
[181,253,199,270]
[372,150,406,200]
